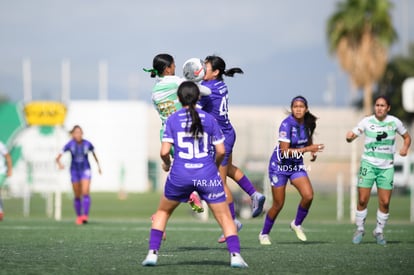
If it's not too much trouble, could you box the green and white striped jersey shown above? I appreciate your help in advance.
[152,75,182,125]
[352,115,407,169]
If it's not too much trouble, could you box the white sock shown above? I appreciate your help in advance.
[375,210,389,234]
[355,209,368,232]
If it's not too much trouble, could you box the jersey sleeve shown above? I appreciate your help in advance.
[162,117,174,144]
[87,140,95,152]
[198,84,211,96]
[278,120,291,143]
[62,141,71,153]
[352,117,367,136]
[395,117,408,135]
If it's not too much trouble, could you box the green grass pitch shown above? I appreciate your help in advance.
[0,192,413,274]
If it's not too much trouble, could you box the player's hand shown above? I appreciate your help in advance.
[345,131,355,142]
[399,148,408,157]
[308,144,324,153]
[58,163,65,170]
[310,152,317,162]
[162,162,171,172]
[7,170,12,177]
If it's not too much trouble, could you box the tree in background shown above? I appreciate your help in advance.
[327,0,397,114]
[375,43,414,125]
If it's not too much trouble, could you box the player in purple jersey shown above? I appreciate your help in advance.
[199,55,266,243]
[142,81,248,268]
[145,53,205,214]
[56,125,102,225]
[258,96,324,245]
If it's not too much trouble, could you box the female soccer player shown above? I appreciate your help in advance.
[346,96,411,245]
[258,96,324,245]
[56,125,102,225]
[142,81,248,268]
[144,53,211,213]
[0,141,12,221]
[199,55,266,243]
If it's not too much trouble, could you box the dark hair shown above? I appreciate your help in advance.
[375,95,391,106]
[70,125,82,134]
[177,81,203,138]
[204,55,243,80]
[290,95,317,141]
[144,53,174,78]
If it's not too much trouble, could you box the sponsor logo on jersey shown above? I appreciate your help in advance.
[193,179,222,187]
[207,191,225,199]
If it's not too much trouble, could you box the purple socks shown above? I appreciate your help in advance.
[149,229,164,250]
[82,195,91,216]
[229,202,236,220]
[237,175,256,196]
[225,235,240,253]
[74,195,91,217]
[74,198,81,216]
[294,205,309,226]
[261,214,275,235]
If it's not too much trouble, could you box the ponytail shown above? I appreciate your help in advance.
[177,81,204,138]
[187,105,204,138]
[143,53,174,78]
[205,55,243,80]
[224,67,244,77]
[304,111,317,141]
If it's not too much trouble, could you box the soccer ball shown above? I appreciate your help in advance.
[182,58,206,82]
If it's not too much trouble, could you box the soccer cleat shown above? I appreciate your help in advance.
[142,250,158,266]
[352,230,364,244]
[373,230,386,245]
[81,215,88,224]
[188,192,204,213]
[218,219,243,243]
[251,192,266,218]
[290,220,307,242]
[230,253,248,268]
[76,216,83,225]
[258,232,272,245]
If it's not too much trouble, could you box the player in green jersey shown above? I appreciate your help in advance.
[346,96,411,245]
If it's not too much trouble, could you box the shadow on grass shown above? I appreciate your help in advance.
[159,260,228,267]
[174,246,224,252]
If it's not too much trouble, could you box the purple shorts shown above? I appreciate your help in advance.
[269,170,308,187]
[164,170,226,204]
[70,168,92,183]
[221,128,236,166]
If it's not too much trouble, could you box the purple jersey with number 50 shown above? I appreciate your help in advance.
[163,108,224,175]
[162,108,226,203]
